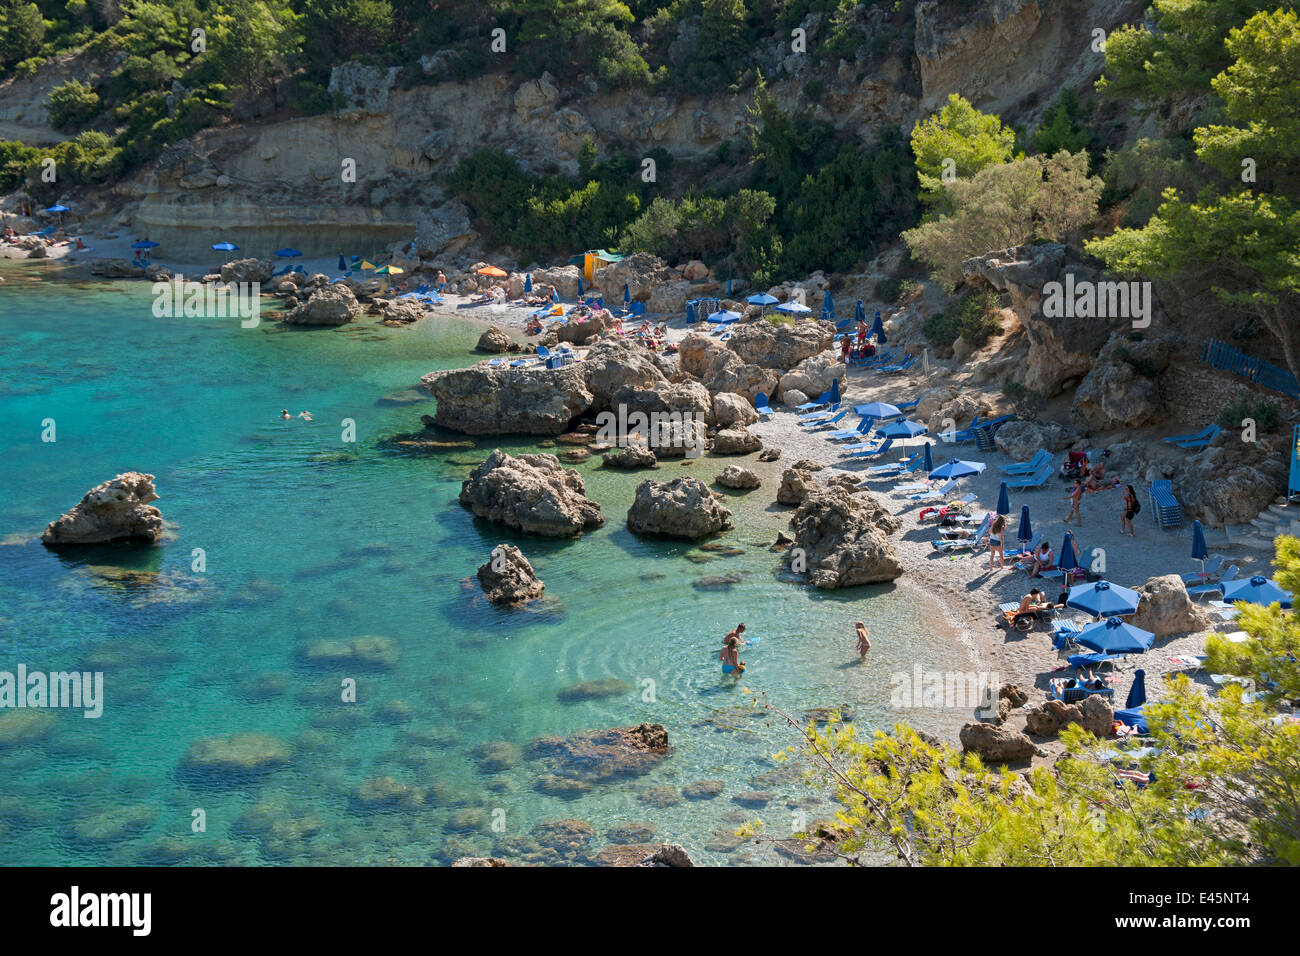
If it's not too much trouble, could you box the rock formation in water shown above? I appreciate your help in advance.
[783,488,903,588]
[476,543,545,605]
[42,472,165,546]
[626,477,733,540]
[459,450,605,537]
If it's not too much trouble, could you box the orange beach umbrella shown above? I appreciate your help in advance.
[477,265,507,277]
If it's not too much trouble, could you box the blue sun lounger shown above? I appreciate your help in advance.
[803,409,848,430]
[863,452,920,476]
[878,354,915,374]
[846,438,894,459]
[906,478,959,502]
[754,393,774,419]
[1003,532,1043,561]
[1163,425,1219,447]
[931,512,993,552]
[1004,463,1052,489]
[1187,565,1238,598]
[1002,449,1051,475]
[826,417,873,441]
[798,404,841,424]
[796,388,838,413]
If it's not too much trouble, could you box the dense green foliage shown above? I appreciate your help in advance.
[1089,7,1300,381]
[909,93,1016,206]
[1217,398,1282,433]
[47,79,101,130]
[921,289,1000,348]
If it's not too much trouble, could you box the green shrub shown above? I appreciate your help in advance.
[47,80,102,130]
[1114,346,1160,379]
[1218,399,1281,433]
[0,0,45,70]
[0,138,40,188]
[1002,381,1045,413]
[876,275,919,305]
[923,290,1001,348]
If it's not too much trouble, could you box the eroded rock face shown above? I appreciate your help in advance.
[704,351,781,402]
[711,425,762,455]
[678,332,726,379]
[424,364,593,435]
[962,244,1118,397]
[1071,333,1172,432]
[581,338,669,407]
[710,391,758,428]
[959,722,1042,763]
[726,319,836,369]
[778,350,843,401]
[1024,696,1113,738]
[594,253,674,302]
[777,468,816,506]
[476,544,545,605]
[784,489,903,588]
[1129,574,1212,638]
[459,450,605,537]
[993,419,1077,460]
[283,283,362,326]
[626,477,732,540]
[90,258,145,278]
[42,472,164,546]
[219,257,273,284]
[716,465,760,489]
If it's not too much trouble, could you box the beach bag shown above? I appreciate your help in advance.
[1131,499,1141,514]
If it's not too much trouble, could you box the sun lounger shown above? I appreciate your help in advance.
[826,418,873,441]
[862,453,920,477]
[797,404,840,423]
[1002,449,1051,475]
[932,513,993,551]
[896,398,921,412]
[906,478,959,502]
[1051,677,1115,704]
[1179,555,1224,583]
[1004,463,1052,489]
[804,410,849,431]
[1149,479,1183,528]
[846,438,894,459]
[1166,655,1206,672]
[796,390,837,413]
[1163,425,1220,447]
[1054,620,1088,651]
[879,354,915,374]
[754,393,774,419]
[1003,532,1043,560]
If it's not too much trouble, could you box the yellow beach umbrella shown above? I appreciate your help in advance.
[360,260,377,271]
[374,264,403,275]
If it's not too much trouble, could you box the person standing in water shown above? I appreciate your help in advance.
[855,622,871,659]
[280,409,291,420]
[720,623,746,678]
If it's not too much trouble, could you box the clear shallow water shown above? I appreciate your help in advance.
[0,270,976,865]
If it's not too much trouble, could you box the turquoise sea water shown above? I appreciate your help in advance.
[0,268,976,865]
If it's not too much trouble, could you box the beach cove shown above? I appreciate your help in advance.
[0,269,985,866]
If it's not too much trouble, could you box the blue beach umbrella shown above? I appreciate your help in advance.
[337,254,347,271]
[869,310,887,345]
[1075,617,1154,655]
[577,276,584,296]
[928,459,986,481]
[854,299,865,323]
[996,481,1010,516]
[1059,531,1079,582]
[524,273,532,293]
[1016,505,1032,545]
[45,204,69,213]
[1126,668,1147,710]
[1219,575,1293,607]
[822,290,834,320]
[878,419,927,440]
[274,248,302,258]
[623,282,630,305]
[855,401,900,421]
[131,240,159,250]
[828,377,841,406]
[551,286,558,302]
[922,442,934,474]
[686,302,696,323]
[1191,520,1209,577]
[212,242,238,252]
[1067,579,1142,618]
[727,277,733,296]
[776,300,812,315]
[747,292,778,313]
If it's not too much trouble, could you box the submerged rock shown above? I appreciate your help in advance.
[557,678,630,703]
[626,477,732,540]
[711,425,763,455]
[528,723,670,783]
[476,544,545,605]
[296,635,398,670]
[180,733,291,782]
[42,472,164,546]
[601,441,658,469]
[459,450,605,536]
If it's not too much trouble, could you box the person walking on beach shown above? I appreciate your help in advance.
[988,514,1007,570]
[855,622,871,659]
[1065,477,1083,526]
[1120,484,1139,536]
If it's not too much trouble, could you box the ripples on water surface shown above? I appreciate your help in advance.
[0,272,976,865]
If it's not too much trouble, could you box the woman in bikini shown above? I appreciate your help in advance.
[1120,484,1138,537]
[855,622,871,659]
[988,514,1007,570]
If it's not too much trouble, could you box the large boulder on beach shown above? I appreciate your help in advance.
[476,326,513,353]
[532,265,583,299]
[627,477,732,539]
[608,381,712,426]
[593,253,672,302]
[219,257,273,284]
[711,425,762,455]
[42,472,164,546]
[580,338,669,407]
[959,722,1043,763]
[1128,574,1213,638]
[476,544,545,605]
[647,417,708,459]
[993,419,1077,461]
[283,283,362,326]
[554,312,612,346]
[459,450,605,536]
[777,467,816,506]
[1070,333,1172,431]
[710,392,758,428]
[704,351,780,403]
[678,332,726,379]
[725,319,835,369]
[1024,696,1113,738]
[777,350,842,401]
[784,489,903,588]
[423,363,593,435]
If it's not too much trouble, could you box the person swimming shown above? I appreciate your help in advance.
[280,409,291,420]
[297,411,313,421]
